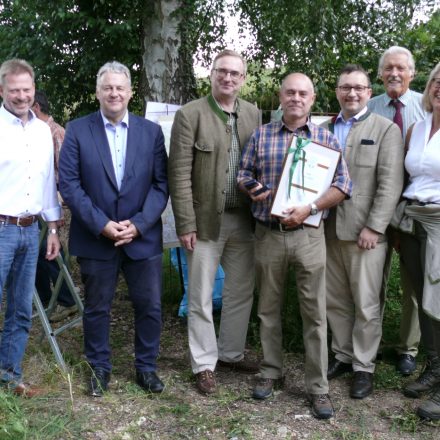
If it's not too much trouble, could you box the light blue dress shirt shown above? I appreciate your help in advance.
[334,106,368,150]
[367,89,426,138]
[101,111,129,189]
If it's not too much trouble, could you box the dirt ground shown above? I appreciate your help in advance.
[22,294,440,440]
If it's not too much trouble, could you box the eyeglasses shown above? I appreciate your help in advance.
[431,78,440,89]
[337,85,371,94]
[213,68,244,80]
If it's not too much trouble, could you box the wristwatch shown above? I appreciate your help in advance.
[309,203,319,216]
[48,228,58,235]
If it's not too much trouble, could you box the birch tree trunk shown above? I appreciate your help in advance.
[141,0,197,105]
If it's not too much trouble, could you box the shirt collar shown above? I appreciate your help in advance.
[100,110,129,128]
[385,89,413,106]
[335,106,368,124]
[0,104,36,126]
[213,95,238,116]
[279,116,312,133]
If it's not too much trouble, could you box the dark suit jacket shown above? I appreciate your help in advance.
[59,111,168,260]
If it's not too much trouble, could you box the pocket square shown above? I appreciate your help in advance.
[360,139,375,145]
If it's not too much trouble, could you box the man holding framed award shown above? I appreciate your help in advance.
[324,64,403,399]
[238,73,352,419]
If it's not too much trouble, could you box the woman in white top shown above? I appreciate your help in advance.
[398,62,440,420]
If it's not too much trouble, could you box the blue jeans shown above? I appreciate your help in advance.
[0,222,39,382]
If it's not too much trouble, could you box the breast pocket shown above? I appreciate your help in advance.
[193,141,215,199]
[354,144,379,168]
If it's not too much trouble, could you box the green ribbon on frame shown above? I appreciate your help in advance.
[288,136,310,198]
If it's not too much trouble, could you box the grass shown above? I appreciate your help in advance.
[0,252,438,439]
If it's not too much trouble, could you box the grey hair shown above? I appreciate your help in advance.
[422,62,440,113]
[378,46,415,77]
[0,58,34,86]
[96,61,131,88]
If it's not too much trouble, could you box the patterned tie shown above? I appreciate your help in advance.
[391,99,404,135]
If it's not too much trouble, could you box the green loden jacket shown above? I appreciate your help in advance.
[169,95,260,241]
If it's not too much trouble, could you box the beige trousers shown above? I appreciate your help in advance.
[186,208,255,373]
[326,239,387,372]
[255,222,328,395]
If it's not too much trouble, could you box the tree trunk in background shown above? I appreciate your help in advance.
[141,0,198,105]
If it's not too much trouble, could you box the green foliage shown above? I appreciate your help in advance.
[0,0,227,121]
[234,0,436,112]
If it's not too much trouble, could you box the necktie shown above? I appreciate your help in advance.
[391,100,404,135]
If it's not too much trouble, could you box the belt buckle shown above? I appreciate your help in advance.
[17,216,25,226]
[278,223,286,232]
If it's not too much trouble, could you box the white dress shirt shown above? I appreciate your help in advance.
[0,105,61,220]
[403,113,440,203]
[101,111,129,190]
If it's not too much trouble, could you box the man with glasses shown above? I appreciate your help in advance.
[169,49,260,394]
[368,46,427,378]
[325,64,403,398]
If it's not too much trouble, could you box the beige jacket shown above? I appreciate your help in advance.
[325,111,404,241]
[169,95,260,240]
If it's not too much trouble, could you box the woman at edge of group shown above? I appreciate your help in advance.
[393,62,440,420]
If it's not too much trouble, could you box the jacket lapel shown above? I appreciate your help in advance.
[89,112,119,190]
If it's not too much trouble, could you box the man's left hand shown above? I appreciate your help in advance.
[114,220,139,247]
[281,205,310,228]
[357,227,379,250]
[46,234,61,261]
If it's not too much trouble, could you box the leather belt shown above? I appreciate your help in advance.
[0,215,38,227]
[256,219,303,232]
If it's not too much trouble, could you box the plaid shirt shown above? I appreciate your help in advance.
[225,111,241,208]
[238,119,352,223]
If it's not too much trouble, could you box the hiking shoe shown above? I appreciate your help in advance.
[49,304,78,322]
[217,358,259,374]
[195,370,216,394]
[404,358,440,398]
[309,393,335,419]
[417,387,440,420]
[252,378,281,400]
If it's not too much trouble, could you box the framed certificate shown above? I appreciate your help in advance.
[271,135,341,227]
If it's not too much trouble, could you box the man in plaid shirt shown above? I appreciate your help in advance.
[238,73,352,419]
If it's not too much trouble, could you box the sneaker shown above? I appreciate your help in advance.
[309,393,335,419]
[195,370,216,394]
[417,387,440,420]
[49,304,78,322]
[404,358,440,398]
[217,358,259,374]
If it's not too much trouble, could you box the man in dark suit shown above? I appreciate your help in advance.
[59,61,168,397]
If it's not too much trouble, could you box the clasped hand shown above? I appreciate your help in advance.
[102,220,139,246]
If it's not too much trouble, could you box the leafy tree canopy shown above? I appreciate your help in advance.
[0,0,438,120]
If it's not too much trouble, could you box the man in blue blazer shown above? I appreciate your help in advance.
[59,61,168,397]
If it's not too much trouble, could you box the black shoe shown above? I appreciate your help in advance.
[136,371,165,394]
[404,358,440,398]
[89,367,110,397]
[396,354,416,376]
[350,371,373,399]
[327,359,353,380]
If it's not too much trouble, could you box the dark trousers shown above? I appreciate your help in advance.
[35,239,75,307]
[79,251,162,373]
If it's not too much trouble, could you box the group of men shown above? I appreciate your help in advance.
[0,44,426,419]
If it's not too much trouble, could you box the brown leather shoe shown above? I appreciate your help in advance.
[195,369,216,394]
[10,382,44,398]
[217,358,259,374]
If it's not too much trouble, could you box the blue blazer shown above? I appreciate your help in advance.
[59,111,168,260]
